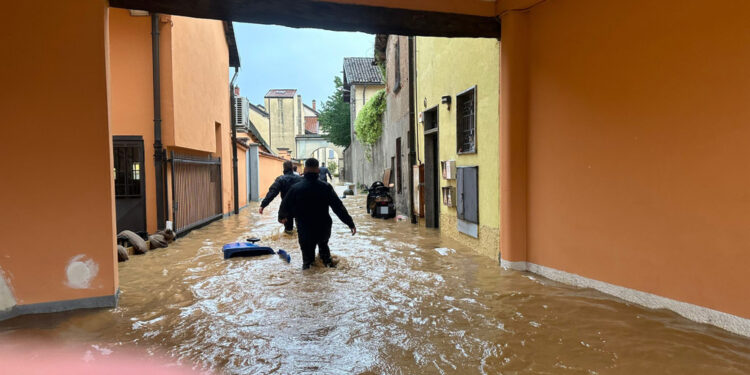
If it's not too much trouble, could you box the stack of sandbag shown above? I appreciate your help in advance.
[148,228,176,250]
[159,228,176,242]
[148,234,168,249]
[117,230,148,255]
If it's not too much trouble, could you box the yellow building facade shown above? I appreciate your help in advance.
[415,37,501,260]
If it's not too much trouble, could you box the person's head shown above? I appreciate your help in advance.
[293,165,298,172]
[283,161,293,173]
[304,158,320,174]
[321,162,326,167]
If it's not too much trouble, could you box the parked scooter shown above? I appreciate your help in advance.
[366,181,396,219]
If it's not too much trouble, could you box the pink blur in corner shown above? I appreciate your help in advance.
[0,342,208,375]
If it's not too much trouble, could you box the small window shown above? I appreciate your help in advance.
[114,143,143,197]
[393,38,401,93]
[423,106,438,131]
[329,149,334,159]
[396,137,402,193]
[390,156,396,185]
[456,87,477,154]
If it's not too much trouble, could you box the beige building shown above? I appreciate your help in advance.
[264,89,304,158]
[342,57,386,184]
[248,103,270,146]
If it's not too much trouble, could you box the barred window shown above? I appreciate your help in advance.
[456,86,477,154]
[113,143,143,197]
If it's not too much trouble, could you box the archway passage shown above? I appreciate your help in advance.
[296,135,344,173]
[109,0,502,38]
[296,135,344,160]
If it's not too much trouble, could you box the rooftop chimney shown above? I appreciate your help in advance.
[312,100,316,111]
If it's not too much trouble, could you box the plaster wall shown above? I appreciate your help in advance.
[504,0,750,318]
[265,97,298,157]
[249,107,271,145]
[344,83,386,186]
[416,36,501,259]
[259,154,287,198]
[237,144,248,208]
[0,1,117,307]
[108,8,159,233]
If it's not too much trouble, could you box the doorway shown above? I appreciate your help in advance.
[113,136,147,234]
[423,107,440,228]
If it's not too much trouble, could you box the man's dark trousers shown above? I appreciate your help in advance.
[298,228,332,265]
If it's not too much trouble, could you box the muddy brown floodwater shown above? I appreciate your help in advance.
[2,194,750,374]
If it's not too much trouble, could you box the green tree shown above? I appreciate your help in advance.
[318,76,351,147]
[328,160,338,175]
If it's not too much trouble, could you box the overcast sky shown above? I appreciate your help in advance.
[233,23,375,107]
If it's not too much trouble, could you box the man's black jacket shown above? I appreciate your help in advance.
[261,171,302,208]
[279,173,355,237]
[319,166,332,182]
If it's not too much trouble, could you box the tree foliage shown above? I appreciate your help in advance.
[354,89,386,146]
[328,160,338,175]
[318,76,351,147]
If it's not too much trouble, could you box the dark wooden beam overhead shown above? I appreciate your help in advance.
[109,0,501,38]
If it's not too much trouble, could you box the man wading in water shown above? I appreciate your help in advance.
[279,158,356,269]
[259,161,302,234]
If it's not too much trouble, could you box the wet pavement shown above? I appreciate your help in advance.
[2,193,750,374]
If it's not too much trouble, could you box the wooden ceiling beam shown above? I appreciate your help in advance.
[109,0,501,38]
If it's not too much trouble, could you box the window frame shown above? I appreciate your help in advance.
[456,85,477,155]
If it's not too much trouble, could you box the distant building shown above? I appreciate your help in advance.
[342,56,386,184]
[248,102,271,147]
[263,89,304,158]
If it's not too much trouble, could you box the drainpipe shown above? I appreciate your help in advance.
[152,13,167,230]
[230,67,240,215]
[407,36,417,224]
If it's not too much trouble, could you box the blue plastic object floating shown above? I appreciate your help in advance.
[222,242,275,259]
[277,249,291,263]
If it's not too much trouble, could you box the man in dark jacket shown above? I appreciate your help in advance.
[260,161,302,233]
[279,158,356,269]
[319,162,333,183]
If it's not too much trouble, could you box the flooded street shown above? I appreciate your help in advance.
[2,194,750,374]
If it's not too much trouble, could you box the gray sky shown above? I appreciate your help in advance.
[233,23,375,108]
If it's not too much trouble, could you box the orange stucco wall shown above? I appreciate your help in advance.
[0,1,117,306]
[109,8,159,233]
[503,0,750,318]
[238,145,248,208]
[167,16,234,214]
[259,154,286,199]
[110,12,236,231]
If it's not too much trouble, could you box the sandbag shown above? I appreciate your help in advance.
[117,230,148,254]
[157,228,175,242]
[148,234,168,249]
[117,245,129,262]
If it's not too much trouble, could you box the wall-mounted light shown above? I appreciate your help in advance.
[441,95,452,109]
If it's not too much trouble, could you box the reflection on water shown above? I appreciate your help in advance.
[2,194,750,374]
